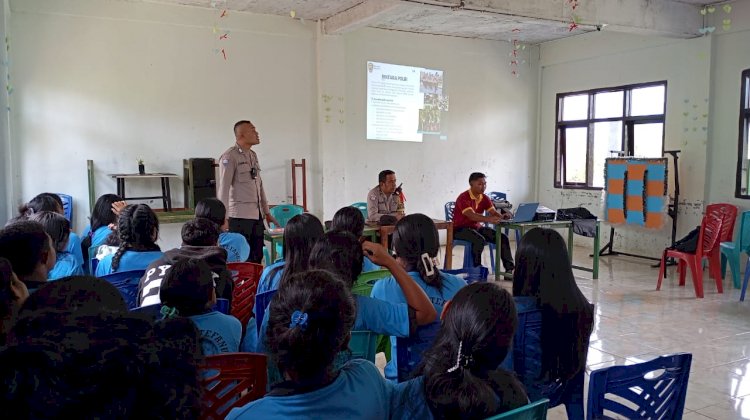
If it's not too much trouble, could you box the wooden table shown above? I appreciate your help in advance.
[368,219,454,269]
[493,220,600,280]
[108,173,179,212]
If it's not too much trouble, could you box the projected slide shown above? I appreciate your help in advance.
[366,61,446,142]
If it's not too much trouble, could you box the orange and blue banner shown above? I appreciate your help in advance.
[605,158,668,229]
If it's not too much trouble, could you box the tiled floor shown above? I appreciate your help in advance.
[378,244,750,419]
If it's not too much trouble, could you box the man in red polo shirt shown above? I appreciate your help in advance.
[452,172,514,272]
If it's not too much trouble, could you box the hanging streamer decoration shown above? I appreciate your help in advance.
[509,28,526,78]
[566,0,580,31]
[211,0,229,60]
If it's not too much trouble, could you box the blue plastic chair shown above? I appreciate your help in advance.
[100,269,146,310]
[347,330,378,362]
[587,353,692,420]
[396,320,442,382]
[56,193,73,222]
[444,266,489,284]
[489,191,522,248]
[351,202,369,219]
[500,296,589,420]
[720,210,750,290]
[254,289,278,334]
[445,201,477,269]
[269,204,304,259]
[269,204,304,229]
[484,398,550,420]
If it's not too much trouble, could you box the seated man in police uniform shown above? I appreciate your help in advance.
[366,170,402,225]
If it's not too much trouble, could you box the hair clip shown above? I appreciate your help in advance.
[421,253,435,277]
[160,305,179,319]
[447,341,464,373]
[289,310,309,330]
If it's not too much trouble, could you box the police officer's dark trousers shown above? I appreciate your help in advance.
[229,217,265,263]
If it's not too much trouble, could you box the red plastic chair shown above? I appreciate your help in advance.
[200,353,267,420]
[227,262,263,328]
[657,212,723,298]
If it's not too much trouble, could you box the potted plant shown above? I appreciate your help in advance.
[137,158,145,175]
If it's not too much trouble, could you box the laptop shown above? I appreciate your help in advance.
[503,202,539,223]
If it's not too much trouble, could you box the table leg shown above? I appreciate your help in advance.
[567,223,574,264]
[593,222,600,280]
[445,223,454,270]
[160,178,169,211]
[164,177,173,212]
[495,224,502,280]
[117,179,125,198]
[270,237,279,263]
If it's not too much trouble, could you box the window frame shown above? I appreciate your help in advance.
[554,81,668,189]
[734,69,750,199]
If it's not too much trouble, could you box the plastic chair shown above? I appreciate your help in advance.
[254,289,277,334]
[587,353,692,420]
[269,204,304,229]
[56,193,73,222]
[657,212,723,298]
[720,210,749,289]
[347,330,378,362]
[200,353,268,420]
[227,262,263,328]
[351,202,369,219]
[444,266,489,284]
[396,320,442,382]
[484,398,550,420]
[444,201,477,269]
[100,269,146,310]
[500,296,590,419]
[705,203,738,288]
[88,245,99,275]
[352,269,391,297]
[742,260,750,302]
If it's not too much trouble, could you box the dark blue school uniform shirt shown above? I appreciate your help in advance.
[371,271,466,381]
[225,359,394,420]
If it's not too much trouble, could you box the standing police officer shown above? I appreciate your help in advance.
[218,120,279,263]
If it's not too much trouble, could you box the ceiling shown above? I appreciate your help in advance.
[144,0,715,44]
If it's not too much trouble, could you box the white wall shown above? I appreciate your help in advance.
[705,0,750,210]
[537,31,712,257]
[318,28,539,220]
[8,0,319,231]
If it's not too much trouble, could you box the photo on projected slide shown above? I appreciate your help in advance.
[424,93,439,107]
[420,70,443,95]
[418,108,441,134]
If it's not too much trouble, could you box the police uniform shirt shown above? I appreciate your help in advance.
[218,144,269,220]
[366,186,399,224]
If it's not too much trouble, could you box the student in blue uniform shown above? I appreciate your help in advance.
[226,269,394,420]
[29,212,84,280]
[0,257,29,346]
[160,258,241,355]
[96,204,163,276]
[81,194,124,263]
[512,228,594,407]
[309,231,437,338]
[329,206,379,272]
[195,197,250,263]
[0,221,56,293]
[13,193,84,271]
[371,213,467,381]
[392,283,528,419]
[242,213,324,352]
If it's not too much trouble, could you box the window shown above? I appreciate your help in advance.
[555,82,667,189]
[735,69,750,198]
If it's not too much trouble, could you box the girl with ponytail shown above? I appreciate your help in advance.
[392,282,528,419]
[95,204,163,276]
[371,213,466,381]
